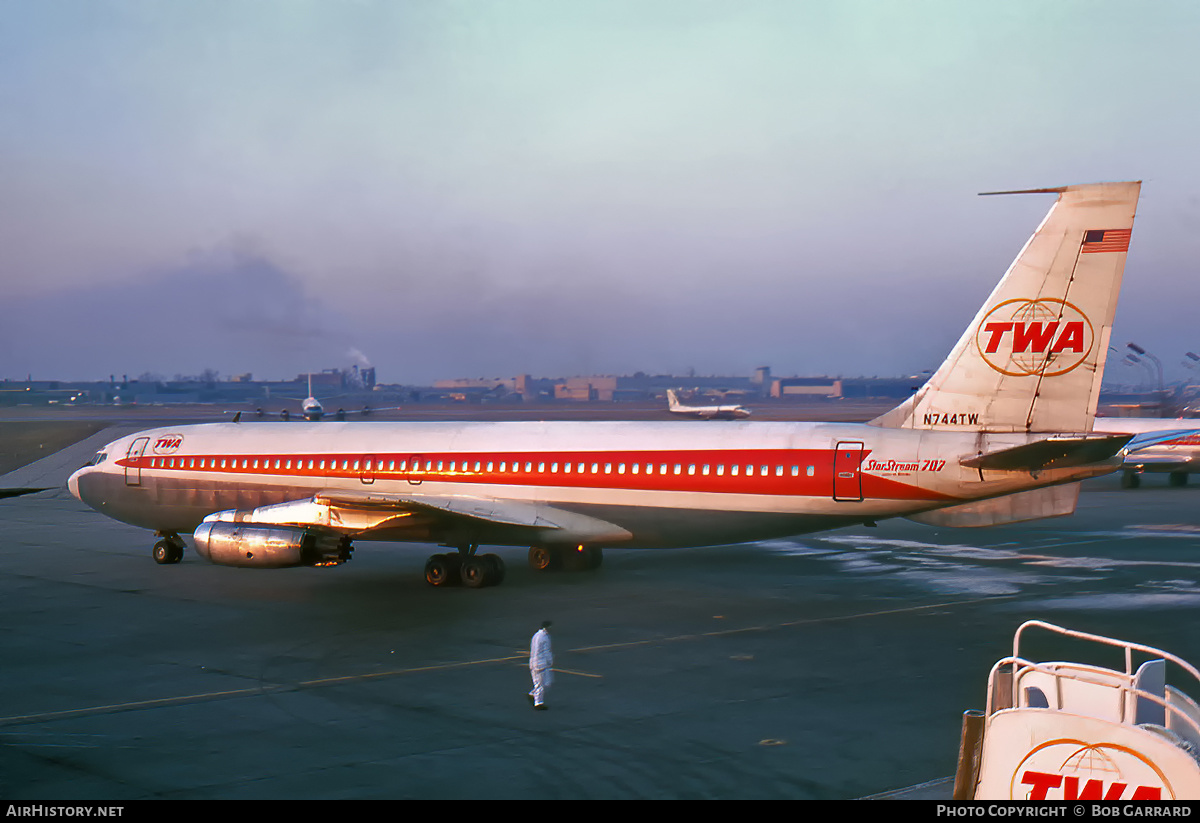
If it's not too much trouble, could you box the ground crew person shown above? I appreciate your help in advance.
[529,620,553,710]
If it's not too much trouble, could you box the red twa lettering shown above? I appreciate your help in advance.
[1020,770,1161,800]
[1051,321,1084,353]
[1012,322,1058,353]
[981,321,1085,354]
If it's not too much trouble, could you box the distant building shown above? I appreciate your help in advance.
[554,376,617,401]
[771,378,843,398]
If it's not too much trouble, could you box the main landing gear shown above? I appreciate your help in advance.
[424,545,506,589]
[423,544,604,588]
[152,532,186,564]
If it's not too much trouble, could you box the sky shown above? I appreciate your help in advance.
[2,0,1199,386]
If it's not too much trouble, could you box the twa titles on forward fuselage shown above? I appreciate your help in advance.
[69,182,1142,588]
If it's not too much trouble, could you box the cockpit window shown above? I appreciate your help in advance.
[89,452,108,466]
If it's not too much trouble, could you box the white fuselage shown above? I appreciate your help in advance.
[69,420,1116,550]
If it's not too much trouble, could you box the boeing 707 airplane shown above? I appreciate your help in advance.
[69,182,1142,588]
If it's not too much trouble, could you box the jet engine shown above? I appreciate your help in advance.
[192,522,352,568]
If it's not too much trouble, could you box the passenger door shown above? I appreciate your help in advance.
[833,441,864,502]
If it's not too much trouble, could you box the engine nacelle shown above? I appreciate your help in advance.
[192,522,352,568]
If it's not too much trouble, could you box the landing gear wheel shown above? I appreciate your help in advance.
[424,553,461,587]
[1169,471,1189,487]
[153,539,183,565]
[482,553,505,585]
[528,545,561,572]
[1121,470,1141,489]
[462,557,490,588]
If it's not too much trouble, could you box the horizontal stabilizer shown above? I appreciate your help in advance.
[906,482,1080,527]
[961,434,1132,472]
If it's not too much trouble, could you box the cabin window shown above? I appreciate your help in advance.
[631,463,639,475]
[604,463,612,474]
[660,464,668,475]
[388,461,395,471]
[551,462,558,473]
[745,465,753,476]
[688,465,696,475]
[761,465,769,476]
[674,464,682,475]
[716,465,724,476]
[538,462,546,473]
[591,463,599,474]
[791,466,798,476]
[563,462,571,474]
[775,466,783,476]
[487,462,494,472]
[221,459,228,469]
[618,463,625,474]
[807,466,815,477]
[731,465,739,476]
[702,465,710,476]
[525,462,533,473]
[474,461,481,472]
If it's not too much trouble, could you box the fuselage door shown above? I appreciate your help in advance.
[833,441,864,502]
[125,437,150,486]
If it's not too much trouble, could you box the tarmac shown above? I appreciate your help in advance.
[2,418,1199,799]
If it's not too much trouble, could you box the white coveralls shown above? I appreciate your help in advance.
[529,628,554,707]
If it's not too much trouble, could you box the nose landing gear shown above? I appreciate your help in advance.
[152,532,186,564]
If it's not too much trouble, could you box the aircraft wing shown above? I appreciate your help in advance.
[202,488,634,545]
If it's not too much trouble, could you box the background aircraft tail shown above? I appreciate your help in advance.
[872,181,1141,433]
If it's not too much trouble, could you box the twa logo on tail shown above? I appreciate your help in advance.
[975,298,1094,377]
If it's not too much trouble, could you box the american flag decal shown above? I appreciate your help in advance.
[1081,228,1132,254]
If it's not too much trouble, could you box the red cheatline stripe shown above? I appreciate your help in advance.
[114,447,957,502]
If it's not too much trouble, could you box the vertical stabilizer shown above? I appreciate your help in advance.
[872,182,1140,432]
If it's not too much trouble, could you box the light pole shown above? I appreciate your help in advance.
[1126,343,1163,393]
[1124,354,1156,391]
